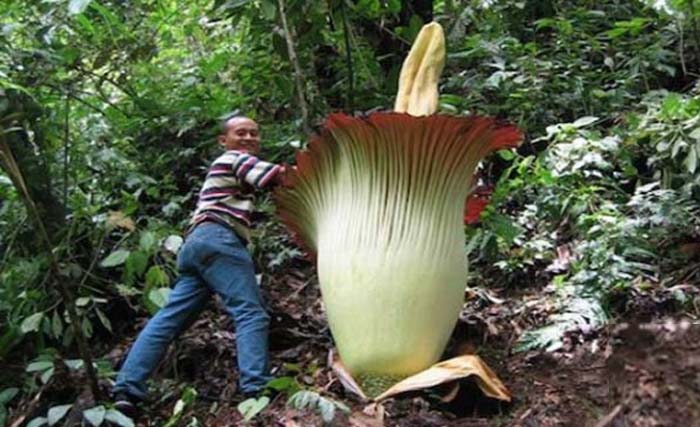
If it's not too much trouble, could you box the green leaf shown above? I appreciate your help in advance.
[76,297,91,307]
[95,308,113,333]
[68,0,93,15]
[145,266,169,288]
[163,235,183,254]
[48,404,72,426]
[168,387,197,422]
[0,405,6,427]
[690,128,700,141]
[0,387,18,404]
[572,116,598,128]
[40,367,55,384]
[487,213,523,244]
[125,251,149,279]
[26,416,48,427]
[318,398,336,423]
[498,149,516,161]
[266,376,299,393]
[104,409,134,427]
[148,288,171,309]
[180,387,198,405]
[83,405,106,426]
[100,249,131,268]
[26,361,53,372]
[51,311,63,339]
[287,391,349,422]
[139,232,157,251]
[64,359,84,370]
[260,0,276,19]
[685,145,697,174]
[237,397,269,421]
[21,312,44,333]
[82,317,93,339]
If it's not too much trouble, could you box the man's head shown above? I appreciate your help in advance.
[218,113,261,153]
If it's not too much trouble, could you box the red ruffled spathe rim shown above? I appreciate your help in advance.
[275,112,523,258]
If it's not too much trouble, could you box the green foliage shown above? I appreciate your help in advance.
[441,1,684,135]
[286,390,350,426]
[629,91,700,192]
[0,387,19,427]
[474,104,700,350]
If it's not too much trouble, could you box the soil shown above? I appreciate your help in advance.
[5,265,700,427]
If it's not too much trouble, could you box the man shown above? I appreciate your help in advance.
[113,113,284,415]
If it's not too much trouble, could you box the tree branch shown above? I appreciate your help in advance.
[339,0,355,111]
[277,0,312,135]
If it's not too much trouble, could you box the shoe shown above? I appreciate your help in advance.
[113,392,140,419]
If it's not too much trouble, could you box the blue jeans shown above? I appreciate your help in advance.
[113,222,271,398]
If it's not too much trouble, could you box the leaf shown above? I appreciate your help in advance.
[83,405,106,426]
[0,387,18,404]
[685,145,697,174]
[572,116,598,128]
[26,360,53,372]
[125,251,149,278]
[51,310,63,338]
[95,308,112,333]
[169,387,197,420]
[287,390,349,422]
[26,416,48,427]
[266,376,299,393]
[163,235,183,254]
[497,149,516,161]
[373,355,511,401]
[180,387,197,405]
[487,213,523,244]
[100,249,131,268]
[48,404,72,426]
[237,397,269,421]
[318,398,336,423]
[139,231,156,251]
[76,297,91,307]
[690,128,700,141]
[104,409,134,427]
[21,312,44,333]
[64,359,84,370]
[82,317,93,339]
[148,288,171,309]
[106,211,135,231]
[40,367,55,384]
[145,266,169,288]
[68,0,93,15]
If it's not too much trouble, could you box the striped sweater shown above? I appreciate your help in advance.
[189,150,282,242]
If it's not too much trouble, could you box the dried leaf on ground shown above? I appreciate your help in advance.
[375,355,511,402]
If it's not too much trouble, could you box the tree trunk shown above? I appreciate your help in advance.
[2,90,66,241]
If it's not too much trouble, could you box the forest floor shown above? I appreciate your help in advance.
[6,263,700,427]
[106,263,700,427]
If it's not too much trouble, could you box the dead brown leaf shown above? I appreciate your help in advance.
[107,210,135,231]
[375,354,511,402]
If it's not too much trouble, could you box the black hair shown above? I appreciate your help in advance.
[219,110,251,133]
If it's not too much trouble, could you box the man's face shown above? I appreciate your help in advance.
[219,117,261,153]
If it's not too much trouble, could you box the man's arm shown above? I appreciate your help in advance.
[232,153,283,188]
